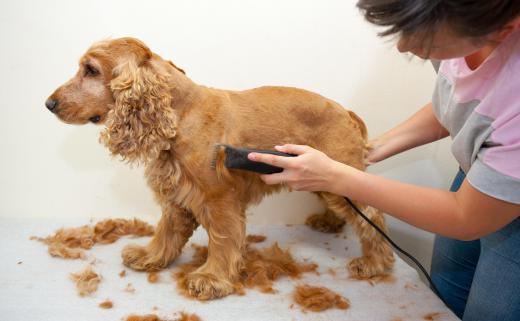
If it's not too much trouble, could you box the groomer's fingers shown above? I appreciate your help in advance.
[248,152,294,168]
[259,173,286,185]
[275,144,310,155]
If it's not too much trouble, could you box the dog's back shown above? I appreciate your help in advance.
[225,86,367,170]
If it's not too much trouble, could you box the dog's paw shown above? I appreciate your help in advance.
[305,212,345,233]
[186,272,234,300]
[348,256,388,279]
[121,244,167,272]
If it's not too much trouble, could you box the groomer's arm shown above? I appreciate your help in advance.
[368,102,449,163]
[327,164,520,240]
[248,145,520,241]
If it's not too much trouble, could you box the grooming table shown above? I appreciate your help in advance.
[0,218,459,321]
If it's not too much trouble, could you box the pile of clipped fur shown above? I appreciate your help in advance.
[173,235,318,298]
[293,284,350,312]
[31,218,154,259]
[33,220,357,319]
[69,265,101,296]
[125,312,201,321]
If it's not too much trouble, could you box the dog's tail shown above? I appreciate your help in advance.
[347,110,368,141]
[347,110,371,167]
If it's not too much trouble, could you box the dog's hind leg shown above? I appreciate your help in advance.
[122,204,198,272]
[186,199,245,300]
[319,192,395,279]
[305,195,346,233]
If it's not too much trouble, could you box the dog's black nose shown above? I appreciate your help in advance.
[45,99,58,112]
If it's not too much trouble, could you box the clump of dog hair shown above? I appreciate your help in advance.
[293,284,350,312]
[305,211,346,233]
[148,272,159,283]
[125,312,202,321]
[349,267,396,284]
[32,218,154,259]
[245,234,266,243]
[241,242,318,293]
[173,241,318,299]
[70,265,101,296]
[98,299,113,309]
[125,315,165,321]
[176,312,202,321]
[423,312,443,320]
[93,218,154,243]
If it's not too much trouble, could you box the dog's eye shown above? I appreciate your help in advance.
[84,64,99,77]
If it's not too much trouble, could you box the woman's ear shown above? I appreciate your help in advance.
[100,57,178,164]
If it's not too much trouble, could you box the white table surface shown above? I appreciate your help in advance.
[0,217,459,321]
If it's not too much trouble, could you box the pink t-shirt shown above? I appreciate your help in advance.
[432,30,520,204]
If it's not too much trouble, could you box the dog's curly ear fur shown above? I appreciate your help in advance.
[100,48,178,164]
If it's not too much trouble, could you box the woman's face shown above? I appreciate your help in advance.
[396,25,489,60]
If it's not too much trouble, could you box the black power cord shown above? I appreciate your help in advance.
[344,197,445,303]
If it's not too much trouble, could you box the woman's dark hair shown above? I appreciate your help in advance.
[357,0,520,39]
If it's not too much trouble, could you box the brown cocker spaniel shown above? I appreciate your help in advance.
[46,37,394,300]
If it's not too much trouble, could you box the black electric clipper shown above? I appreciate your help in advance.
[210,144,296,174]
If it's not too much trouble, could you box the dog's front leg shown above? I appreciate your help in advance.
[186,200,245,300]
[122,204,198,272]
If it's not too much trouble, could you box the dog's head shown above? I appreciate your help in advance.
[46,37,185,163]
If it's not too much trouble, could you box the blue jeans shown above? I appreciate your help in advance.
[430,169,520,321]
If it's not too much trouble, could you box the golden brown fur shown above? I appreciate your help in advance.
[46,37,394,300]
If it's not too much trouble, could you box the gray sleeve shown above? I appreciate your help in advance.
[431,74,448,123]
[466,158,520,204]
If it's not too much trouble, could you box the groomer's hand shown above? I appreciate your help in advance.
[365,138,385,166]
[247,144,342,192]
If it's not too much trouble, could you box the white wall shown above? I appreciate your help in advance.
[0,0,457,269]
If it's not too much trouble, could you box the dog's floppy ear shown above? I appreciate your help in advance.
[100,54,178,164]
